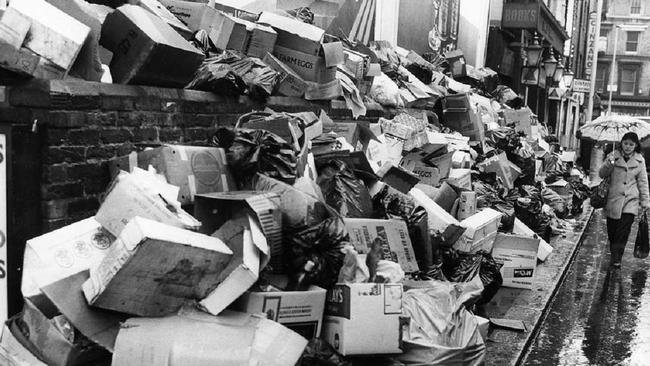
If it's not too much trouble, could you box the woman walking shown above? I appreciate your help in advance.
[599,132,650,267]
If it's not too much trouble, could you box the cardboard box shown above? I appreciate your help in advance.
[305,79,343,100]
[100,4,205,87]
[136,0,192,38]
[509,161,522,182]
[199,215,270,316]
[258,11,324,55]
[263,52,307,97]
[343,218,419,273]
[159,0,220,32]
[323,283,403,355]
[17,298,111,366]
[377,163,421,194]
[547,179,572,196]
[491,233,540,290]
[0,321,47,366]
[0,43,40,77]
[457,191,477,220]
[208,10,250,53]
[247,23,276,58]
[447,168,472,190]
[512,218,553,261]
[0,7,30,48]
[502,107,534,135]
[232,285,326,339]
[110,145,234,205]
[442,93,485,143]
[10,0,90,72]
[457,208,503,253]
[82,217,233,316]
[407,164,441,187]
[21,217,115,307]
[96,170,201,237]
[273,44,338,83]
[111,309,307,366]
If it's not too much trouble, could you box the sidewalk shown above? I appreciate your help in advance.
[483,205,595,366]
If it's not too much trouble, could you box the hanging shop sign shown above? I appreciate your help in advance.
[502,0,569,52]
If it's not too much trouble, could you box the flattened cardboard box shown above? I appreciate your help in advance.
[111,309,307,366]
[233,285,326,339]
[323,283,403,355]
[491,233,540,290]
[110,145,234,205]
[343,218,419,273]
[82,217,233,317]
[100,4,204,87]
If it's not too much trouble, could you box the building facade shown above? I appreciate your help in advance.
[597,0,650,116]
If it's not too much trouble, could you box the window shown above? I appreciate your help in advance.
[631,0,641,14]
[596,63,609,93]
[626,31,640,52]
[619,65,639,96]
[600,27,610,37]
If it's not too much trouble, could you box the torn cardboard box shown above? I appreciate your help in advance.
[477,152,514,190]
[343,218,419,273]
[0,320,47,366]
[95,169,201,237]
[100,4,205,87]
[247,23,276,59]
[233,285,326,339]
[208,10,251,53]
[193,191,281,268]
[82,217,233,316]
[491,233,540,290]
[198,214,270,316]
[17,298,111,366]
[21,217,115,310]
[110,145,234,205]
[323,283,404,355]
[111,308,307,366]
[512,218,553,261]
[10,0,90,73]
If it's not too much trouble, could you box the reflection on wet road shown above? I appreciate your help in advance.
[524,210,650,366]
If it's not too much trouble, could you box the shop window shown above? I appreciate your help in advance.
[619,65,639,96]
[626,31,640,52]
[631,0,641,15]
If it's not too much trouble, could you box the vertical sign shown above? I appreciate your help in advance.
[0,134,6,325]
[585,12,597,78]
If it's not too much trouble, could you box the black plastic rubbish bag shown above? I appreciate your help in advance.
[288,217,348,289]
[514,197,552,243]
[186,61,246,96]
[398,278,486,366]
[317,160,373,218]
[542,187,569,219]
[213,128,298,186]
[298,338,351,366]
[372,184,433,271]
[441,248,503,305]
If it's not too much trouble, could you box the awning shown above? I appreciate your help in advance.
[501,0,569,52]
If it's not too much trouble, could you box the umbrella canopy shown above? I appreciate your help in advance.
[578,114,650,143]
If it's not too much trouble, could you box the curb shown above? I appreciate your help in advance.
[484,206,596,366]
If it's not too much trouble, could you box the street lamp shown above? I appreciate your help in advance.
[553,61,565,84]
[543,51,558,80]
[524,34,543,67]
[562,68,574,88]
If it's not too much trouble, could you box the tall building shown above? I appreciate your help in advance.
[597,0,650,116]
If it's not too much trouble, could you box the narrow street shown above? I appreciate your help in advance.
[523,209,650,366]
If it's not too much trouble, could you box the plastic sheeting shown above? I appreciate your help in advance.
[441,249,503,305]
[398,277,486,365]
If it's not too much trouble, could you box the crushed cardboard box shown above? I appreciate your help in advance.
[82,217,233,316]
[111,308,307,366]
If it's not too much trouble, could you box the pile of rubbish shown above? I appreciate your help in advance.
[0,0,592,365]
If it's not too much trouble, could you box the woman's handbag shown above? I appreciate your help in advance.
[634,213,649,259]
[590,177,609,209]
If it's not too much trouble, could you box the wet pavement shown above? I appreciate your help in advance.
[523,209,650,366]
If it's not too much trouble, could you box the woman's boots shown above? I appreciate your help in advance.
[610,242,624,267]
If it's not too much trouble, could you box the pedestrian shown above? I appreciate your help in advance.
[599,132,650,267]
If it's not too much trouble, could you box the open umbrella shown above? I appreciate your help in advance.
[578,114,650,143]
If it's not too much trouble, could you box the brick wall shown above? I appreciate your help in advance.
[0,80,390,235]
